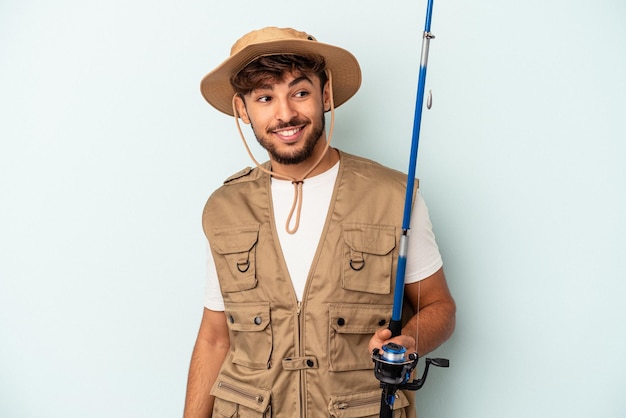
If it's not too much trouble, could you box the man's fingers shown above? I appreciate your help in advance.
[377,327,392,340]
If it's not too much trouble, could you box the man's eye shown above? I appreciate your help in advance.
[295,91,309,98]
[257,96,272,103]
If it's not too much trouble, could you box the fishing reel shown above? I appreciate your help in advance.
[372,342,449,416]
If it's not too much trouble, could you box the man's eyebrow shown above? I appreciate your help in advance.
[289,76,313,88]
[252,76,313,93]
[254,83,274,91]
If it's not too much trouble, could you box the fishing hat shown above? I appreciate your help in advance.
[200,26,362,116]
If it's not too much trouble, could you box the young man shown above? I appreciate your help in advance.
[184,27,455,418]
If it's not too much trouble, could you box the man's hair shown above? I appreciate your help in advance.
[230,54,328,96]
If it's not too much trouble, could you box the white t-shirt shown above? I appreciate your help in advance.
[204,162,443,311]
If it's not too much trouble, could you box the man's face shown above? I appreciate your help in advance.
[236,72,329,165]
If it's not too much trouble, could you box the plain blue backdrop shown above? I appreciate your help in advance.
[1,0,625,416]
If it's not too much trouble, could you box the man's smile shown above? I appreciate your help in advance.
[273,125,305,142]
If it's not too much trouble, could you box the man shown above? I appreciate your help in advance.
[184,27,455,418]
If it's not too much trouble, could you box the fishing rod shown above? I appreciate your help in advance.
[371,0,449,416]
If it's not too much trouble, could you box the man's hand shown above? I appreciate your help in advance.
[368,267,456,358]
[368,327,417,355]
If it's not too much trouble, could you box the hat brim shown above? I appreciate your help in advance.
[200,39,362,116]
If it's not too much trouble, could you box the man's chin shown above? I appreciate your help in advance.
[271,153,311,165]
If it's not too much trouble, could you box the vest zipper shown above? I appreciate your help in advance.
[298,299,306,418]
[217,381,265,405]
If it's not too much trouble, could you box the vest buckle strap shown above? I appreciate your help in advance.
[349,259,365,271]
[282,356,319,370]
[349,249,365,271]
[237,259,250,272]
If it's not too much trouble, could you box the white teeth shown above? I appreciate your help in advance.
[278,128,300,136]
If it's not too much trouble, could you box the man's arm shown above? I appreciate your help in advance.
[369,267,456,356]
[183,308,230,418]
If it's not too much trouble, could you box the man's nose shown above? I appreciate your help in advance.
[275,98,297,122]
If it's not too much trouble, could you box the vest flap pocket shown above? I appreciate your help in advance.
[211,224,259,255]
[328,388,409,417]
[328,303,392,372]
[210,224,259,293]
[342,223,396,295]
[223,302,273,370]
[211,374,271,414]
[224,301,270,332]
[343,224,396,256]
[329,303,392,334]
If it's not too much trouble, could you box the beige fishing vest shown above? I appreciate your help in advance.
[203,151,417,418]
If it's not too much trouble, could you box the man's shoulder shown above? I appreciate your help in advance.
[221,162,270,185]
[204,164,267,208]
[339,150,406,178]
[223,166,254,184]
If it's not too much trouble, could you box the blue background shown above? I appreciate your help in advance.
[1,0,625,416]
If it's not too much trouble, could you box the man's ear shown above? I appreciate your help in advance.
[322,77,332,112]
[234,95,251,124]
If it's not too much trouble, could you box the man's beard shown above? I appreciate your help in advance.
[252,113,326,165]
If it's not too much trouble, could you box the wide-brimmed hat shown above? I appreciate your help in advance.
[200,27,362,116]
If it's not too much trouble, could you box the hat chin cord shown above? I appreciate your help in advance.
[231,69,336,235]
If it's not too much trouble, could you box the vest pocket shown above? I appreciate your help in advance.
[211,224,259,292]
[328,303,392,372]
[211,374,272,417]
[328,388,409,417]
[224,301,272,369]
[342,224,396,295]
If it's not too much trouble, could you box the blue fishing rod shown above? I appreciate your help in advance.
[372,0,449,416]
